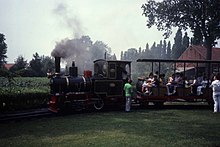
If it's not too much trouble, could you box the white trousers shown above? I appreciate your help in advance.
[125,96,131,112]
[213,94,220,112]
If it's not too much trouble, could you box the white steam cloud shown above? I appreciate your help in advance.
[51,3,92,73]
[53,3,84,38]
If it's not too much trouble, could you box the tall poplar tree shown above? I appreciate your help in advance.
[162,40,167,59]
[167,41,172,59]
[182,32,190,51]
[172,29,183,59]
[0,33,7,67]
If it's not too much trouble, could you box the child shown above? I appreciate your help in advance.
[142,78,152,94]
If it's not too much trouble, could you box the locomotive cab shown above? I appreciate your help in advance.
[93,59,132,104]
[93,59,131,80]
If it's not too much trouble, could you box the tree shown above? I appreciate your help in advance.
[112,54,117,60]
[158,40,163,58]
[191,27,203,45]
[145,43,149,52]
[120,51,124,60]
[90,41,111,60]
[80,35,93,48]
[0,33,7,67]
[29,52,43,77]
[182,32,190,51]
[129,48,138,60]
[138,47,142,54]
[10,55,27,73]
[162,40,167,59]
[172,29,183,59]
[41,56,55,75]
[140,42,153,59]
[167,41,172,59]
[142,0,220,60]
[150,42,157,58]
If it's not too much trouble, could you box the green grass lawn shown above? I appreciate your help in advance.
[0,109,219,147]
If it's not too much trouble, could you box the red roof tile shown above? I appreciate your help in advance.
[3,64,14,70]
[179,45,220,61]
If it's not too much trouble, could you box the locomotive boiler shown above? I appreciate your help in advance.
[48,57,131,113]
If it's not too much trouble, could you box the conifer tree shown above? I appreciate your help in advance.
[167,41,172,59]
[0,33,7,67]
[172,29,183,59]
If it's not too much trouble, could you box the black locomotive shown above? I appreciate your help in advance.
[48,57,131,113]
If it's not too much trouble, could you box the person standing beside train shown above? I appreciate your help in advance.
[124,79,133,112]
[210,73,220,113]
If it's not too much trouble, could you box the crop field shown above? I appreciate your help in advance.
[0,77,50,111]
[0,77,50,94]
[0,108,219,147]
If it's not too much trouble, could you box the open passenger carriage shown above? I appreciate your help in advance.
[135,59,220,107]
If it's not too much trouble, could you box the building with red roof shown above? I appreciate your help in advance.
[178,45,220,61]
[3,63,14,70]
[176,45,220,77]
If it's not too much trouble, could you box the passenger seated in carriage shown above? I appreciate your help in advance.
[141,73,160,95]
[196,76,209,95]
[151,74,160,87]
[166,74,175,95]
[166,73,184,95]
[148,72,154,82]
[142,78,153,95]
[175,73,184,87]
[184,76,191,88]
[159,73,166,86]
[191,73,204,95]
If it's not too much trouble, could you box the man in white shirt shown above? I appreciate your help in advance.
[210,73,220,113]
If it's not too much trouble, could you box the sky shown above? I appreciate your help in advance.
[0,0,219,63]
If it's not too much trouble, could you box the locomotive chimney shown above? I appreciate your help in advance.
[55,57,61,73]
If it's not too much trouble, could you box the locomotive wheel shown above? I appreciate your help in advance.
[74,106,83,112]
[94,98,104,110]
[72,101,84,112]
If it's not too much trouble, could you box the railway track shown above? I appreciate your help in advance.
[0,108,53,122]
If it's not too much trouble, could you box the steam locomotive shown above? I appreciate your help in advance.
[48,57,131,113]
